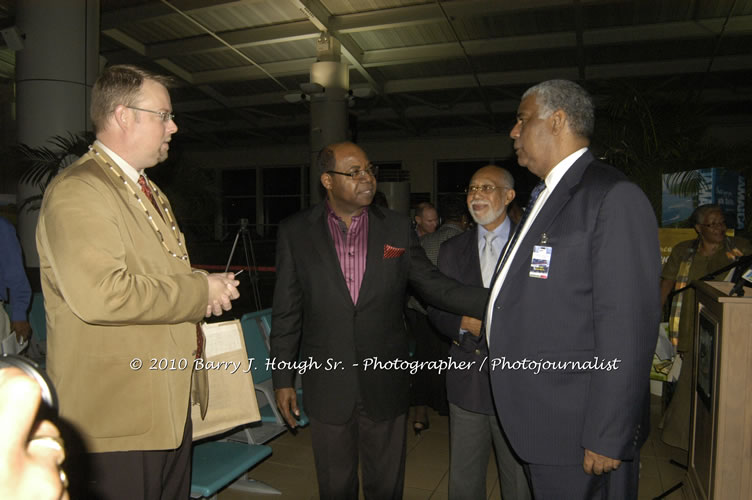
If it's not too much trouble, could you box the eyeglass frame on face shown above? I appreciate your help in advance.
[465,184,510,195]
[126,106,175,123]
[326,165,379,180]
[697,221,726,229]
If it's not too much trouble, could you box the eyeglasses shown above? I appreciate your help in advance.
[327,166,379,180]
[465,184,509,194]
[127,106,175,123]
[698,221,726,229]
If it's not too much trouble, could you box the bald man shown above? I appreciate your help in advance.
[414,202,439,237]
[271,142,488,499]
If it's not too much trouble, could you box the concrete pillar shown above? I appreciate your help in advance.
[306,34,349,205]
[309,86,348,205]
[15,0,100,266]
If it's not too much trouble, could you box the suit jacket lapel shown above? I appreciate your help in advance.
[92,146,188,261]
[88,146,192,270]
[356,205,387,308]
[462,227,483,285]
[502,151,593,284]
[307,202,355,306]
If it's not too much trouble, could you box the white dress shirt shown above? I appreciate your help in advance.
[95,139,144,184]
[486,147,588,343]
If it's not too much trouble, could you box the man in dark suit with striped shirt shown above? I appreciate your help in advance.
[430,165,530,500]
[270,142,488,499]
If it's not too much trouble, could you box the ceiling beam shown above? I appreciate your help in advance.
[146,21,317,59]
[361,16,752,68]
[101,0,258,30]
[290,0,382,91]
[330,0,620,33]
[102,15,752,80]
[191,57,315,84]
[290,0,417,134]
[174,54,752,114]
[100,0,639,63]
[384,54,752,94]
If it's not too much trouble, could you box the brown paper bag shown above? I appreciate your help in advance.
[191,319,261,440]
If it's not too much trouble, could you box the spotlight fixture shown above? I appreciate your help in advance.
[299,82,325,95]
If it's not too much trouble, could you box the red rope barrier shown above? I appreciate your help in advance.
[194,264,276,273]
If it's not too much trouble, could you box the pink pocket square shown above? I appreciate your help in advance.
[384,244,406,259]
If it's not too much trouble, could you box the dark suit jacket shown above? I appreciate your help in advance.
[270,202,488,425]
[429,224,512,415]
[488,150,660,465]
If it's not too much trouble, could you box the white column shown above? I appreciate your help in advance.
[309,86,349,205]
[15,0,100,266]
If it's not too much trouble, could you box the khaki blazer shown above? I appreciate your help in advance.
[36,144,208,453]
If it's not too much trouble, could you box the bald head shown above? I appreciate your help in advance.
[319,141,377,225]
[474,166,514,189]
[415,202,439,236]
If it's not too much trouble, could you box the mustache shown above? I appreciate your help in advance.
[470,201,490,210]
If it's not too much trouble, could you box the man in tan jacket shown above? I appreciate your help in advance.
[36,65,239,499]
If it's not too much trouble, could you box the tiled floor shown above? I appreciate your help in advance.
[217,396,693,499]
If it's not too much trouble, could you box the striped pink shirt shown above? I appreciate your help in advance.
[326,203,369,305]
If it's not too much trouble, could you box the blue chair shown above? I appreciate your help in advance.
[29,293,46,342]
[190,441,277,498]
[228,310,308,445]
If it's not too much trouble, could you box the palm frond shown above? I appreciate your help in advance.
[663,170,708,198]
[16,132,93,191]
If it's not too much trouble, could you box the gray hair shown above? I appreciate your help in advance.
[522,79,594,139]
[498,167,515,189]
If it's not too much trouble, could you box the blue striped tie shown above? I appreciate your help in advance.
[491,181,546,280]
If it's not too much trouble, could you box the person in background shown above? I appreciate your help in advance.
[659,204,751,450]
[407,196,469,435]
[414,201,439,237]
[0,216,32,350]
[429,165,531,500]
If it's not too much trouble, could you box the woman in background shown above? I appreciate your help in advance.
[659,204,751,450]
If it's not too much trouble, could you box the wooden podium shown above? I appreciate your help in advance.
[686,281,752,499]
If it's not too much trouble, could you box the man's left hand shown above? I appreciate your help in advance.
[583,449,621,475]
[11,321,31,342]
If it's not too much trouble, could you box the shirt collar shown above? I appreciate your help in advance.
[477,215,511,243]
[325,200,369,222]
[95,139,142,184]
[543,147,588,192]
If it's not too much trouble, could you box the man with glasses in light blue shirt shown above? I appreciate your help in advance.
[429,165,531,500]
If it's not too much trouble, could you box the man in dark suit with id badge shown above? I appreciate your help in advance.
[485,80,661,499]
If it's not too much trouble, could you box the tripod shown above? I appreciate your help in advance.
[225,218,262,311]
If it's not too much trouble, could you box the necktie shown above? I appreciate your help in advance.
[480,232,499,287]
[138,175,163,220]
[492,181,546,279]
[196,324,204,359]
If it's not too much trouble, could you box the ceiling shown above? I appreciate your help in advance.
[1,0,751,150]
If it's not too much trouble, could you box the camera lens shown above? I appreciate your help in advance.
[0,354,58,410]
